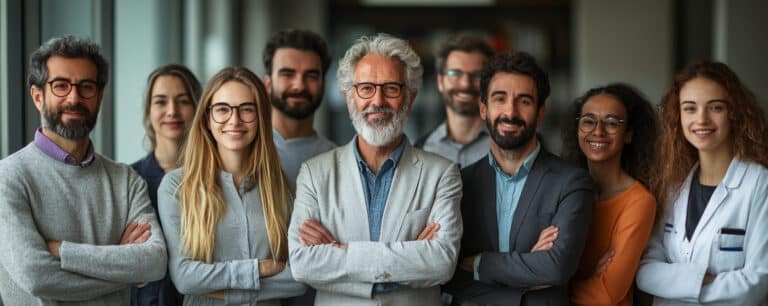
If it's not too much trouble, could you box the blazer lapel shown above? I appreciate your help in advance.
[340,140,372,241]
[379,144,422,242]
[508,152,549,249]
[477,159,500,251]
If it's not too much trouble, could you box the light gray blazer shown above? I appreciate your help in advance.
[288,139,463,306]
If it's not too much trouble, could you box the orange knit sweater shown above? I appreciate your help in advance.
[570,181,656,306]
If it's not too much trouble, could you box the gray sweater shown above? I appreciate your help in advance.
[158,169,306,306]
[0,143,168,305]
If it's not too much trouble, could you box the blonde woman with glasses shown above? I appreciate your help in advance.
[158,67,306,306]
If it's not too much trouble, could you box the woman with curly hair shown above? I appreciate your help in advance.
[636,60,768,305]
[562,83,658,306]
[158,67,306,305]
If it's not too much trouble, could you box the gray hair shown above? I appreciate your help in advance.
[27,36,109,91]
[337,33,423,96]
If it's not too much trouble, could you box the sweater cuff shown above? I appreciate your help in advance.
[473,255,482,281]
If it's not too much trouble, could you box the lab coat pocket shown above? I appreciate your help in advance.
[400,208,431,240]
[711,227,746,272]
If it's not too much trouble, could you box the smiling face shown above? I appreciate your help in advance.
[31,55,103,139]
[480,72,545,151]
[679,77,732,156]
[347,53,412,147]
[437,50,486,116]
[149,75,196,145]
[208,81,259,157]
[577,94,632,165]
[265,48,324,119]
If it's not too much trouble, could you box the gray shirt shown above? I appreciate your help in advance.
[421,122,489,168]
[0,143,168,305]
[273,129,336,191]
[158,169,306,306]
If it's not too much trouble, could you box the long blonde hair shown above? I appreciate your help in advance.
[177,67,292,263]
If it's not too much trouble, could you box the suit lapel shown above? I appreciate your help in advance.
[340,140,372,241]
[507,152,549,249]
[379,144,422,242]
[477,159,500,251]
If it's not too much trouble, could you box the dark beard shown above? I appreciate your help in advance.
[270,88,322,120]
[488,116,536,150]
[443,88,480,116]
[42,100,97,139]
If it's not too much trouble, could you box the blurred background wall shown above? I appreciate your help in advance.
[1,0,766,162]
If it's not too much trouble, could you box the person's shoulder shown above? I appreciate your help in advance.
[536,151,589,176]
[412,145,455,169]
[0,144,39,185]
[302,144,346,169]
[315,134,338,151]
[130,152,152,173]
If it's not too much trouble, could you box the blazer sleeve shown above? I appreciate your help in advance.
[477,169,594,288]
[58,170,168,284]
[698,180,768,304]
[157,173,262,299]
[289,161,463,291]
[570,193,656,305]
[0,166,125,301]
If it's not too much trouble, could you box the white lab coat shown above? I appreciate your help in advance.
[636,157,768,305]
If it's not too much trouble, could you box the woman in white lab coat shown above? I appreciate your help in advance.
[636,60,768,305]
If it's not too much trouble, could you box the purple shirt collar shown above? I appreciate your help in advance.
[34,128,96,167]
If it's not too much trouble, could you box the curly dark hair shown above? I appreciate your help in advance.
[262,29,331,75]
[561,83,659,188]
[479,51,549,108]
[654,60,768,207]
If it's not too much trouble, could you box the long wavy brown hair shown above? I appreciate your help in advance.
[177,67,292,263]
[654,60,768,210]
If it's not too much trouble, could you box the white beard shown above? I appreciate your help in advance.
[348,98,410,147]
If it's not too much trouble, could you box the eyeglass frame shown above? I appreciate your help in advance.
[352,82,405,99]
[46,78,100,99]
[208,102,259,123]
[576,114,627,135]
[441,69,482,82]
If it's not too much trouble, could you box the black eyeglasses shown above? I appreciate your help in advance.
[577,115,626,135]
[352,82,405,99]
[47,79,99,98]
[208,102,258,123]
[442,69,482,83]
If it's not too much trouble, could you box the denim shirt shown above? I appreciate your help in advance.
[352,136,406,293]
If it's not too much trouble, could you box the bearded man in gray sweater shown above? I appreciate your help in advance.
[0,36,167,305]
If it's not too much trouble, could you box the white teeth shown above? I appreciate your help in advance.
[224,131,244,135]
[694,130,713,135]
[588,142,607,148]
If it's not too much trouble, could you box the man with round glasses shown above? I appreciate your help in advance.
[287,33,463,306]
[0,36,167,305]
[416,33,494,168]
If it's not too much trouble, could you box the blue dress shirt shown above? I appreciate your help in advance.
[352,136,406,293]
[474,143,541,280]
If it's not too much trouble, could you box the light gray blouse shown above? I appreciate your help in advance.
[158,169,306,306]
